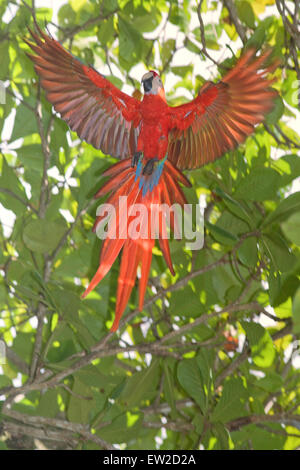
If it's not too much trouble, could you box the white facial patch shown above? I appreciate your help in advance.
[142,71,154,82]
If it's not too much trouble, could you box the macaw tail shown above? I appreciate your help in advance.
[81,158,191,331]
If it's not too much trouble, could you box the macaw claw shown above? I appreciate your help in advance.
[142,158,158,175]
[131,151,142,168]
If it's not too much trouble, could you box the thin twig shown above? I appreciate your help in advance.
[228,412,300,431]
[197,0,223,67]
[62,9,120,41]
[276,0,300,49]
[2,406,115,450]
[0,187,38,215]
[222,0,247,44]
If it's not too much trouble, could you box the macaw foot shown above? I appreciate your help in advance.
[134,155,168,197]
[142,158,158,176]
[131,151,142,168]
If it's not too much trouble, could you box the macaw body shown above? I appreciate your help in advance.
[137,94,169,160]
[25,26,278,331]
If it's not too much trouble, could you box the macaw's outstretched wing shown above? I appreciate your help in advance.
[25,26,141,158]
[167,48,279,170]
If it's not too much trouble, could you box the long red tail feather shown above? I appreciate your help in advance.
[82,158,191,331]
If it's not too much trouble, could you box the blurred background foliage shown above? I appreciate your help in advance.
[0,0,300,450]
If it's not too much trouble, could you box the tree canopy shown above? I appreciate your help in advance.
[0,0,300,451]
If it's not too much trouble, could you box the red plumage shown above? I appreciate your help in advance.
[25,25,278,331]
[82,158,191,331]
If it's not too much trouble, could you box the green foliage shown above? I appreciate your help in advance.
[0,0,299,452]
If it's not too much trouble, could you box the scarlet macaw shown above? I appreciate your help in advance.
[25,26,278,331]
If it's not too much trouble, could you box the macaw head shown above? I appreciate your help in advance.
[141,70,165,99]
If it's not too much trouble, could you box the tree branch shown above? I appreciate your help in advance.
[2,406,115,450]
[0,187,38,215]
[61,8,120,41]
[222,0,247,44]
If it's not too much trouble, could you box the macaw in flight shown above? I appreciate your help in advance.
[25,25,278,331]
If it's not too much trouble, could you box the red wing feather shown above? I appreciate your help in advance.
[24,26,141,159]
[168,48,279,169]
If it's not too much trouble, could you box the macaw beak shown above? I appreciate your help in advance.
[142,76,153,93]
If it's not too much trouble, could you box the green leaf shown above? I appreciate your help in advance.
[67,377,94,424]
[10,104,37,142]
[256,372,283,392]
[204,24,220,50]
[196,349,214,400]
[265,95,284,125]
[284,426,300,450]
[274,298,293,320]
[35,7,53,23]
[268,269,299,308]
[58,3,76,27]
[238,236,258,267]
[171,65,193,78]
[12,332,33,364]
[55,244,92,278]
[177,355,211,413]
[77,365,120,389]
[118,359,160,408]
[169,286,204,317]
[23,218,68,253]
[46,324,78,363]
[236,1,255,28]
[263,192,300,227]
[51,287,96,349]
[211,377,248,423]
[17,144,44,171]
[241,321,275,368]
[185,38,201,54]
[97,412,143,444]
[212,422,231,449]
[118,15,142,64]
[161,39,176,66]
[292,287,300,335]
[0,157,28,214]
[262,234,296,272]
[281,70,298,108]
[214,187,252,224]
[169,3,189,32]
[206,220,238,243]
[102,0,119,14]
[97,17,115,46]
[211,263,237,303]
[249,423,286,450]
[69,0,86,12]
[163,360,177,417]
[281,212,300,246]
[273,154,300,188]
[244,25,266,49]
[234,167,280,201]
[0,40,10,80]
[192,414,204,435]
[133,7,162,32]
[37,390,60,418]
